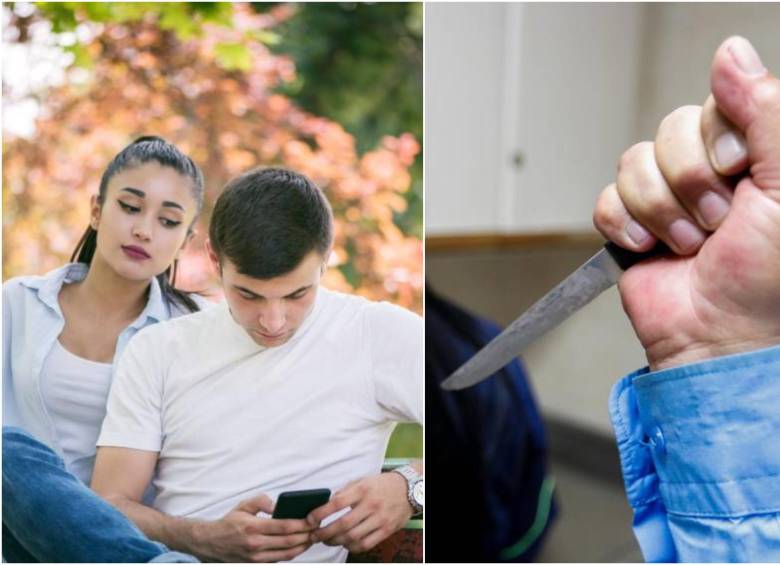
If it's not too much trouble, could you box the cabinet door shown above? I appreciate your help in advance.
[426,3,645,236]
[425,3,508,235]
[508,4,644,232]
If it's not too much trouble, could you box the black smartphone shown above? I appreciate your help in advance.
[272,488,331,519]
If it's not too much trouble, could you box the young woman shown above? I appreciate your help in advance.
[3,136,208,562]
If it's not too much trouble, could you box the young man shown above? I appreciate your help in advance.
[91,168,423,562]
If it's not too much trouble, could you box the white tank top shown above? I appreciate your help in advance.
[40,340,113,485]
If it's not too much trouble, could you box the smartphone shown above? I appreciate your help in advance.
[272,488,331,519]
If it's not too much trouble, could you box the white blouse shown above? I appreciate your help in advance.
[40,340,113,485]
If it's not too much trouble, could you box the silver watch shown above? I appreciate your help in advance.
[392,464,423,516]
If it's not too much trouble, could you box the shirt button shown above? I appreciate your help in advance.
[648,425,667,457]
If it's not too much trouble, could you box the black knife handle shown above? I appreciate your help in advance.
[604,241,670,271]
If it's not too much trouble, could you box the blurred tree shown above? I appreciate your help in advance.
[263,3,422,154]
[262,3,423,237]
[2,2,422,313]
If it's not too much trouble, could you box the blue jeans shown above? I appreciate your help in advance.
[2,426,198,563]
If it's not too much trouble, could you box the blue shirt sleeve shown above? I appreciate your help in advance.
[610,344,780,562]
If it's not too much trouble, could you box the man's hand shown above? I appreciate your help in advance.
[593,36,780,370]
[306,473,413,554]
[192,494,316,563]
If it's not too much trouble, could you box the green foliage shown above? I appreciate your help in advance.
[263,3,422,151]
[386,424,423,458]
[214,42,252,71]
[158,4,200,40]
[65,43,91,69]
[35,2,235,41]
[38,2,78,32]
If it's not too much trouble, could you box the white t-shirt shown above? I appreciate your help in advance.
[40,341,113,485]
[98,288,423,562]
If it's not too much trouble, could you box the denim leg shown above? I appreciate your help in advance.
[2,427,198,563]
[2,522,37,563]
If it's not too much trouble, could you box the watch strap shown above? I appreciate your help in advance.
[392,465,423,515]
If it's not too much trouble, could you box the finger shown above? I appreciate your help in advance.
[250,542,311,563]
[617,141,707,254]
[258,517,314,535]
[250,531,313,550]
[307,487,361,525]
[701,94,749,176]
[324,514,380,548]
[710,36,780,198]
[710,36,770,133]
[346,527,389,555]
[237,494,275,516]
[593,183,657,251]
[655,105,734,230]
[313,505,371,544]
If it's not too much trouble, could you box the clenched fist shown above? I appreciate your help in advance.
[593,36,780,370]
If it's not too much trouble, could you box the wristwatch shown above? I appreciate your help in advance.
[392,464,423,516]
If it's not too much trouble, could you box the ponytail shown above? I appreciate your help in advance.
[157,260,200,313]
[70,226,98,264]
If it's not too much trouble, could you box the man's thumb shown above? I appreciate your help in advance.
[237,493,275,516]
[711,36,780,193]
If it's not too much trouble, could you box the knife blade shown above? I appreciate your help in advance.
[440,241,667,391]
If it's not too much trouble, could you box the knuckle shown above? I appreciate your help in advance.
[358,538,374,552]
[244,539,259,552]
[658,105,700,138]
[753,80,780,111]
[593,186,616,225]
[356,483,369,497]
[347,512,363,528]
[284,534,300,546]
[635,185,669,214]
[592,201,610,231]
[618,141,652,172]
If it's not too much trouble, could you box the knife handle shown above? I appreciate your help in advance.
[604,241,670,271]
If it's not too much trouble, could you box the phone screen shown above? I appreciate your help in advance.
[272,488,331,520]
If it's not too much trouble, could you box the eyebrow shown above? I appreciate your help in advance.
[233,284,313,300]
[119,187,184,211]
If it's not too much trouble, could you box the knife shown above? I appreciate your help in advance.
[440,241,668,391]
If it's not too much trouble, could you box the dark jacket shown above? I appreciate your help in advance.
[425,286,556,562]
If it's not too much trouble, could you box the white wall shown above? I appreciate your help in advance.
[425,3,507,233]
[635,3,780,139]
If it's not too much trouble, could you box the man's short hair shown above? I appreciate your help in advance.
[209,167,334,279]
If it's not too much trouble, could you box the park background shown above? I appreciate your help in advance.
[2,2,422,457]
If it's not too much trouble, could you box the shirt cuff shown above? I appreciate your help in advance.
[632,344,780,517]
